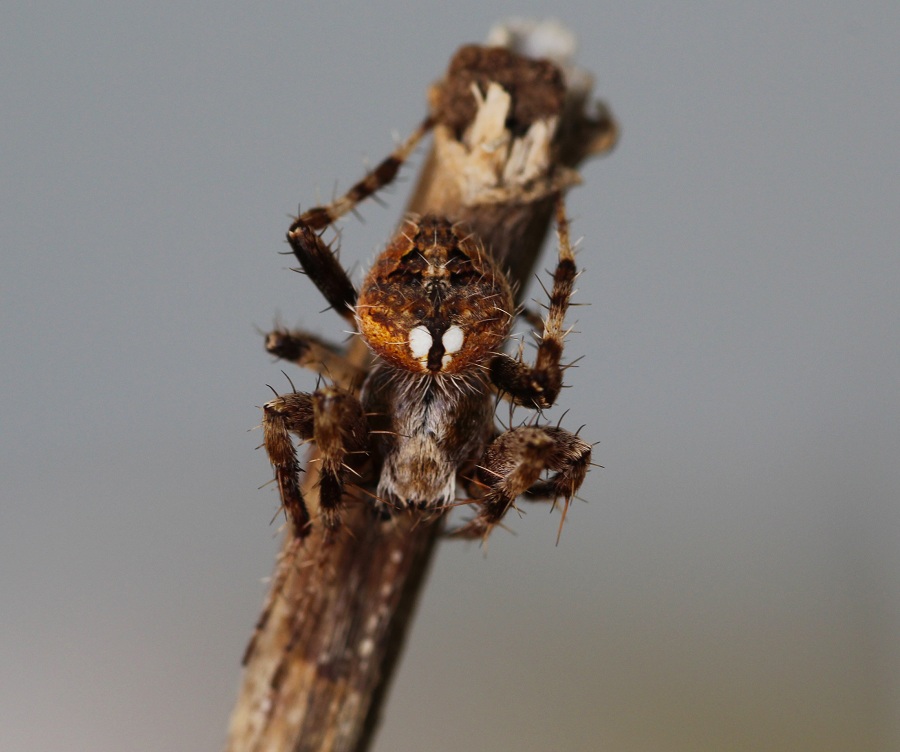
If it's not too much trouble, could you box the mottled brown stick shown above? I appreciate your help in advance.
[226,25,616,752]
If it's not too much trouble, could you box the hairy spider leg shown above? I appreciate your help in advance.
[262,386,368,535]
[489,196,579,409]
[285,117,434,323]
[454,197,591,539]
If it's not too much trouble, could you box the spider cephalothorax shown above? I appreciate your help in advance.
[356,216,514,375]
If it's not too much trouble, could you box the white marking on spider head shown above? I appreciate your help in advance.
[408,325,432,360]
[438,325,465,370]
[442,325,464,354]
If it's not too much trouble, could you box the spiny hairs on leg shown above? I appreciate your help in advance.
[489,195,579,409]
[264,327,367,387]
[454,425,591,541]
[262,386,368,536]
[308,386,369,531]
[454,198,590,541]
[262,392,314,537]
[285,117,434,322]
[292,117,435,232]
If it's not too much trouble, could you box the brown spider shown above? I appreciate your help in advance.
[261,121,591,541]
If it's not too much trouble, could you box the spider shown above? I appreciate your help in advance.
[261,122,592,541]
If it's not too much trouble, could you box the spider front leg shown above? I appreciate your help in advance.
[285,117,433,323]
[456,426,592,541]
[262,386,368,536]
[490,197,578,409]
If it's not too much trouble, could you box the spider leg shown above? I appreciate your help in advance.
[264,327,367,386]
[490,196,578,409]
[285,118,434,323]
[296,117,433,232]
[262,386,368,535]
[285,223,358,323]
[453,425,591,540]
[310,387,369,530]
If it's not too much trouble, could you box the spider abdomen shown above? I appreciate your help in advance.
[362,366,493,510]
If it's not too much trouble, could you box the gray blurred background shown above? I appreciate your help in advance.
[2,3,898,751]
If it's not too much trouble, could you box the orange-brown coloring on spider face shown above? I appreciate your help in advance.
[356,216,514,374]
